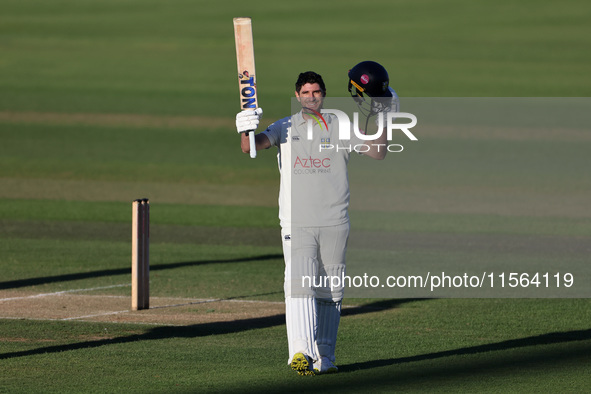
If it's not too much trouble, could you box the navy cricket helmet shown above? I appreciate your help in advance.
[348,61,392,99]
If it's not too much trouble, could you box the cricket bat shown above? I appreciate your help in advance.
[233,17,258,159]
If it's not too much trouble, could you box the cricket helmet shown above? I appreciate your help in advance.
[348,61,395,117]
[348,61,392,99]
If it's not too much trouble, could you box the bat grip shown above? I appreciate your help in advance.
[248,131,257,158]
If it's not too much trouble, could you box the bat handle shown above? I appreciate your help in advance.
[248,130,257,159]
[248,131,257,158]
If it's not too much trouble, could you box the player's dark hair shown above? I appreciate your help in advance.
[295,71,326,94]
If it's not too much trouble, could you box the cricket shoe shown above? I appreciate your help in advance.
[313,357,338,374]
[290,352,315,376]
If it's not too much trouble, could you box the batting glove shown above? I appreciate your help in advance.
[374,88,399,126]
[236,108,263,133]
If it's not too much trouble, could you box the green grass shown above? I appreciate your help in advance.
[1,0,591,119]
[0,199,279,227]
[1,300,590,393]
[1,0,591,392]
[0,122,278,184]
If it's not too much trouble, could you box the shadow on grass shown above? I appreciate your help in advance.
[339,328,591,373]
[2,318,589,383]
[261,330,591,394]
[342,298,428,317]
[0,298,418,360]
[0,254,283,290]
[0,314,286,361]
[2,297,590,368]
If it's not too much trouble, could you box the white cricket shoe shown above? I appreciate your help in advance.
[313,356,338,374]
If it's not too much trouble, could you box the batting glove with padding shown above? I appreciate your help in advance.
[374,87,400,126]
[236,108,263,133]
[372,87,399,113]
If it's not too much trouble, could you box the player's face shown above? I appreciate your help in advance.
[296,83,325,113]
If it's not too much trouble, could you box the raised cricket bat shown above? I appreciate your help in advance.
[233,17,258,159]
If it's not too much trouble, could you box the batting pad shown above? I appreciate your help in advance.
[316,264,346,301]
[285,295,319,363]
[283,247,318,298]
[316,300,341,362]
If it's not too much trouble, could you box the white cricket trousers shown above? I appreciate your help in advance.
[281,222,349,363]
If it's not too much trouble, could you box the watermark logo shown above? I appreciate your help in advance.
[303,107,328,131]
[305,109,418,153]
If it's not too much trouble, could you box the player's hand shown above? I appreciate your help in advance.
[236,108,263,133]
[374,87,399,126]
[372,87,399,113]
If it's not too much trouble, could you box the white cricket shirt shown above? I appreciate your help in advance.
[262,110,364,228]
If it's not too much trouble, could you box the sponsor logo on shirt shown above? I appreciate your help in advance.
[293,155,331,175]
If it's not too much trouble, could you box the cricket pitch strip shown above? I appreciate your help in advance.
[0,289,285,326]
